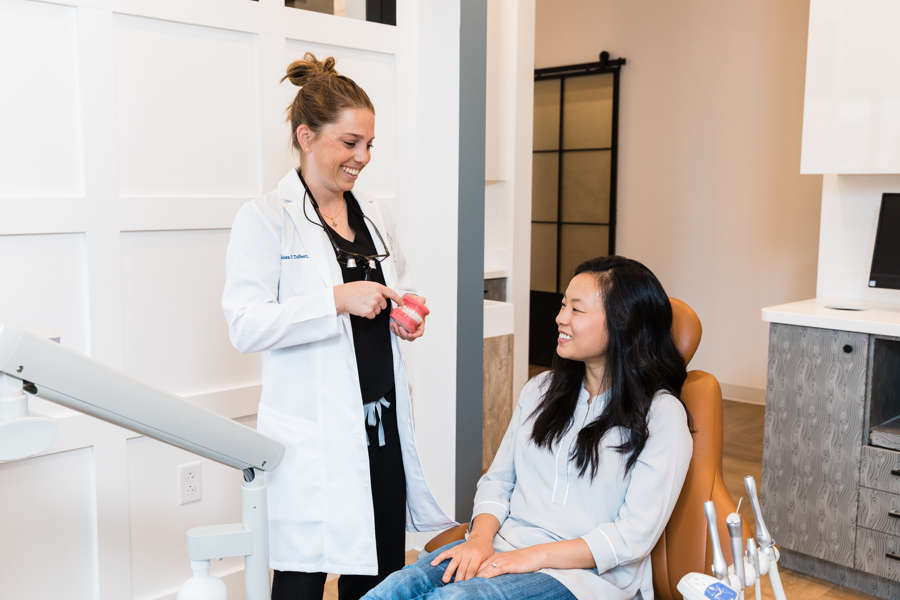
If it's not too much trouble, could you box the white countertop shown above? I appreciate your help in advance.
[484,267,508,280]
[484,300,514,338]
[762,298,900,338]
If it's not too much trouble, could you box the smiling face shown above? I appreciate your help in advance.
[556,272,609,364]
[297,107,375,195]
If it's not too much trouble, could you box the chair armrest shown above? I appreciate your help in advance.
[424,523,469,553]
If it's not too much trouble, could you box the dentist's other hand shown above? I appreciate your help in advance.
[334,282,402,319]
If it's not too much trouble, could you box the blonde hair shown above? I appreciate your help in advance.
[282,52,374,150]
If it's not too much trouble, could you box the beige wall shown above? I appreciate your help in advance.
[534,0,823,399]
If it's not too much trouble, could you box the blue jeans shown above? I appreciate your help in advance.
[361,541,576,600]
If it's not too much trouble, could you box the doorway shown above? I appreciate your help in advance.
[528,52,625,367]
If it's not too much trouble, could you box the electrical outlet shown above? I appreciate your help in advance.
[178,461,202,505]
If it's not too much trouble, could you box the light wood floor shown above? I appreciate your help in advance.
[324,394,879,599]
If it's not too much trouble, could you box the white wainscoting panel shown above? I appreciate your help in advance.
[284,39,395,198]
[114,14,261,198]
[0,0,83,198]
[119,229,260,396]
[0,233,90,352]
[0,447,98,599]
[126,435,246,600]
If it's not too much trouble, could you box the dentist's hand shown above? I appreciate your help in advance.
[334,282,402,319]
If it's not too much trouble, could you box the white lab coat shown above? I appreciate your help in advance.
[222,170,455,574]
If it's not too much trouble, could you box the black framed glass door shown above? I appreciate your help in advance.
[529,52,625,367]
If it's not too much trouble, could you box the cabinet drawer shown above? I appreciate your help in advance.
[858,487,900,537]
[861,445,900,495]
[855,528,900,582]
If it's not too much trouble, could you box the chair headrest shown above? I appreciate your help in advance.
[669,297,702,366]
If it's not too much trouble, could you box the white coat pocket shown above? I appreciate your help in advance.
[277,254,320,302]
[258,407,326,523]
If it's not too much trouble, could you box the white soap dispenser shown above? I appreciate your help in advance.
[177,560,227,600]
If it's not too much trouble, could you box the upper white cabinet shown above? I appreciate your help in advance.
[801,0,900,174]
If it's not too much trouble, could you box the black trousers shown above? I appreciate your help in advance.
[272,394,407,600]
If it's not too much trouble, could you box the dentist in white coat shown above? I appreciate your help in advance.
[222,53,454,600]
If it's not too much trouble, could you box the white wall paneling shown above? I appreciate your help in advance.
[483,0,534,398]
[0,448,98,599]
[0,198,90,235]
[127,436,246,600]
[118,196,249,231]
[114,14,261,198]
[0,233,90,356]
[391,0,461,548]
[0,0,83,199]
[120,229,260,396]
[2,1,462,597]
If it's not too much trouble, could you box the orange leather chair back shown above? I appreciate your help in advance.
[651,298,748,600]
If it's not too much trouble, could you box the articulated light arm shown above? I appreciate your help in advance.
[0,324,284,600]
[0,324,283,471]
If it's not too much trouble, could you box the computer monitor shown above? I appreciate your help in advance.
[869,193,900,290]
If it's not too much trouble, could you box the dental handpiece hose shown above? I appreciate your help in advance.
[747,538,761,600]
[744,475,786,600]
[765,546,786,600]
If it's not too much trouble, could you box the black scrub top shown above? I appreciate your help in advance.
[324,192,396,405]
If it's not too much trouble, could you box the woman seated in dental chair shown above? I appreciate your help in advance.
[362,256,693,600]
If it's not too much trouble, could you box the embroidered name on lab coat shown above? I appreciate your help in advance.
[281,253,310,260]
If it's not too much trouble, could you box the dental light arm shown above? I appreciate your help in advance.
[0,325,282,471]
[0,324,284,599]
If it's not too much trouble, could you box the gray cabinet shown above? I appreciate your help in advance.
[762,323,868,568]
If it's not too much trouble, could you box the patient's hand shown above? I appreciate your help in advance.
[475,546,545,578]
[475,539,594,576]
[431,535,494,583]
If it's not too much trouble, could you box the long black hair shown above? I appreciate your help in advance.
[530,256,689,478]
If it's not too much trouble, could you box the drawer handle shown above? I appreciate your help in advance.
[890,510,900,519]
[888,552,900,562]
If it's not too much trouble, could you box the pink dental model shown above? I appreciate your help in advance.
[390,294,429,333]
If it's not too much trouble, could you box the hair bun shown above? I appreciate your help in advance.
[282,52,338,87]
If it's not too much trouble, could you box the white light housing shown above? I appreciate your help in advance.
[0,324,283,472]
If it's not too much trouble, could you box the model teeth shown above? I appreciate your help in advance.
[343,166,360,176]
[401,306,424,325]
[559,333,572,340]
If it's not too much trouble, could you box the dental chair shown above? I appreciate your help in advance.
[424,298,749,600]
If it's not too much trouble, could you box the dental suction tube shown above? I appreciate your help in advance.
[704,501,729,582]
